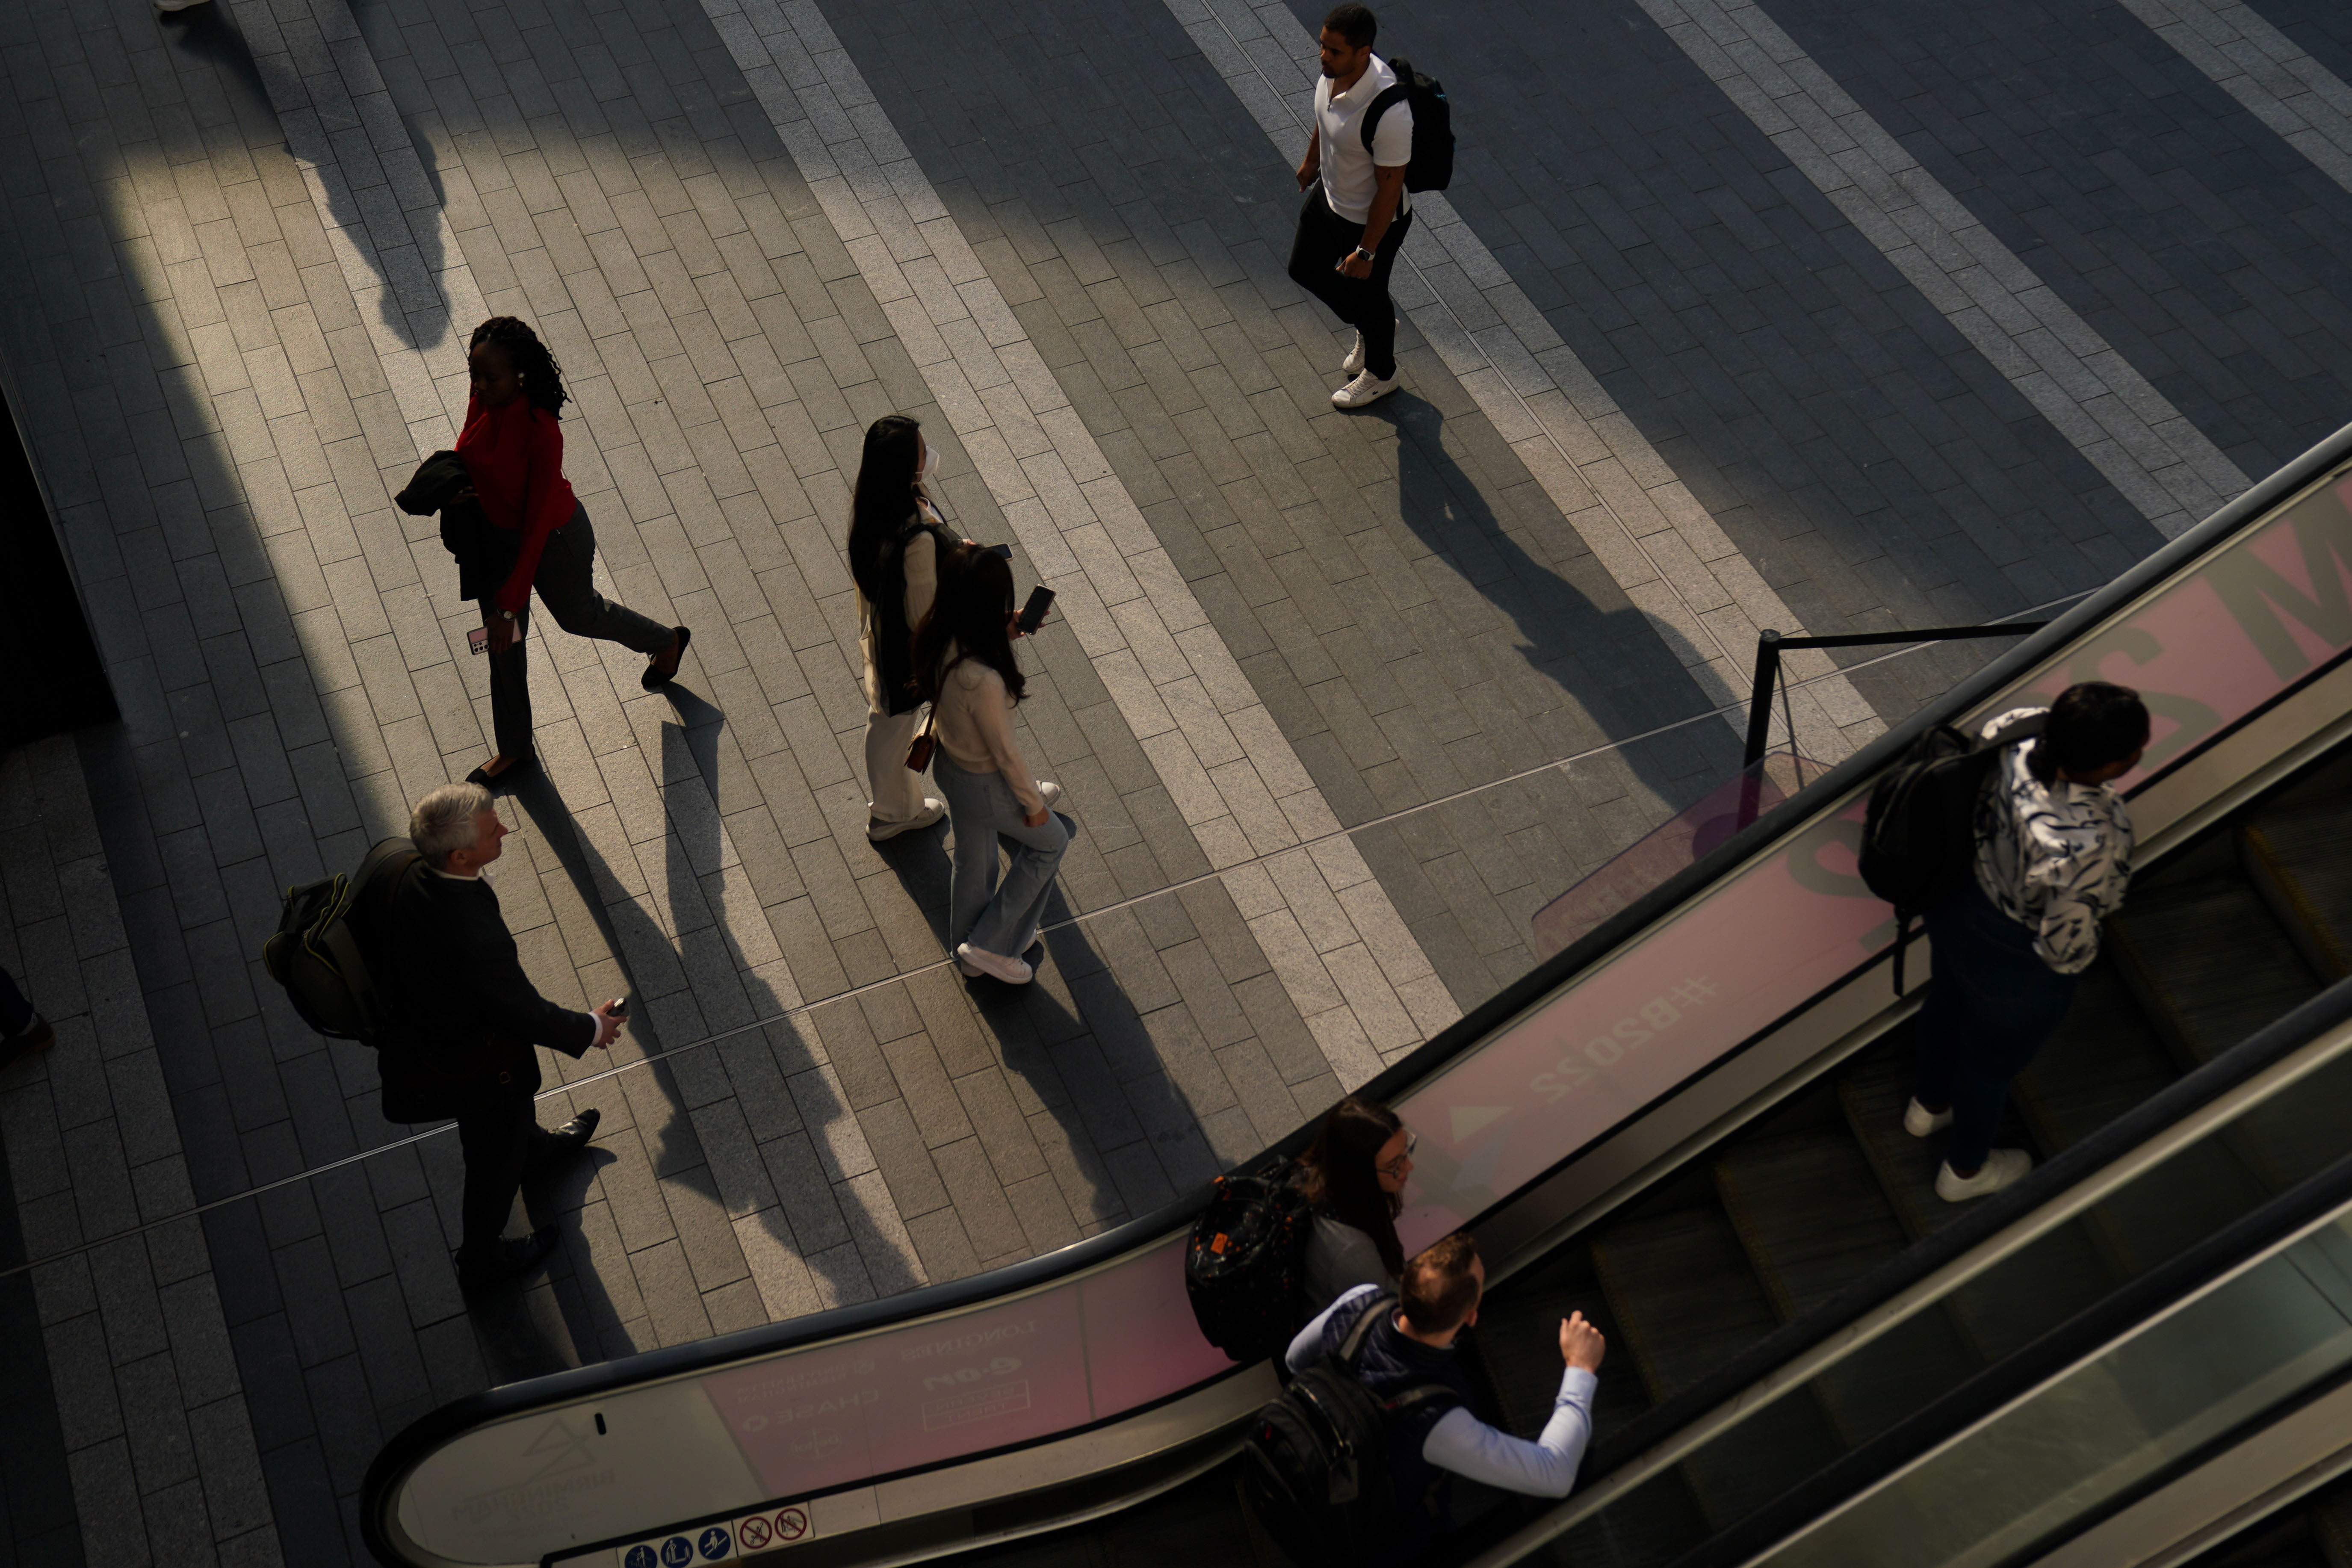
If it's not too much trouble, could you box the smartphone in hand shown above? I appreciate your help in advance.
[983,543,1013,560]
[467,626,489,656]
[1016,585,1056,634]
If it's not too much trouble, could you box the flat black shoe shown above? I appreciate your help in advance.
[0,1013,55,1072]
[526,1107,601,1175]
[465,753,538,789]
[455,1226,559,1291]
[641,626,691,690]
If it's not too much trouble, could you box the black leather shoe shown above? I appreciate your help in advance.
[641,626,691,690]
[455,1226,559,1291]
[526,1107,601,1175]
[464,752,538,789]
[0,1013,55,1072]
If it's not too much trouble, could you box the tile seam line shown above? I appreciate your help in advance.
[1189,0,1757,688]
[0,587,2088,1288]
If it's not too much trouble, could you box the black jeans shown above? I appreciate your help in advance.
[1286,185,1413,380]
[1914,884,2080,1172]
[455,1093,557,1257]
[481,506,674,758]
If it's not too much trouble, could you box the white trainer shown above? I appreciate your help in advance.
[868,798,946,842]
[1037,781,1062,811]
[1936,1149,2032,1203]
[956,942,1033,985]
[1341,319,1398,376]
[1331,370,1400,410]
[1903,1098,1953,1138]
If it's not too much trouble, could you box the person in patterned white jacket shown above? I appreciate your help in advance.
[1906,682,2151,1202]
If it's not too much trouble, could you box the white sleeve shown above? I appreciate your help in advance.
[1286,1284,1380,1374]
[1371,97,1414,167]
[1421,1369,1597,1497]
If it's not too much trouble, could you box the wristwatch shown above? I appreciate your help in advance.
[1350,245,1374,261]
[499,608,516,620]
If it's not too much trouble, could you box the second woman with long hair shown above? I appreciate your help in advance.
[1294,1094,1414,1309]
[916,548,1067,985]
[846,413,953,841]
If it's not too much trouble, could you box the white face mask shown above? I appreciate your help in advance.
[917,443,940,481]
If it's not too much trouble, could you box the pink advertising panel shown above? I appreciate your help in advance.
[700,1239,1229,1496]
[1390,470,2352,1250]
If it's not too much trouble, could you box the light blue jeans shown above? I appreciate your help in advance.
[934,753,1068,959]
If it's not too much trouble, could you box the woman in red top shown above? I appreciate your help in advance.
[456,317,689,784]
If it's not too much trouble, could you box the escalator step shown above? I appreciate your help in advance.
[2241,754,2352,980]
[1590,1207,1784,1403]
[2009,965,2178,1154]
[2107,871,2321,1068]
[1834,1047,2035,1242]
[1714,1131,1910,1320]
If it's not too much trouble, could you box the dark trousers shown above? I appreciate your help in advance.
[455,1094,557,1256]
[0,965,31,1036]
[481,507,674,757]
[1286,186,1413,380]
[1914,883,2080,1173]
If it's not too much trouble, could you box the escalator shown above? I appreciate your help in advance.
[362,423,2352,1568]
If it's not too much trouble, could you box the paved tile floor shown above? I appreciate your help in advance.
[3,0,2351,1561]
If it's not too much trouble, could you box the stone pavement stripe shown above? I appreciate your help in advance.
[699,0,1460,1069]
[1641,0,2252,541]
[1168,0,1879,763]
[1,738,282,1567]
[2121,0,2352,193]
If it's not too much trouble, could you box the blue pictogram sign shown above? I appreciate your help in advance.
[659,1536,694,1568]
[623,1548,657,1568]
[697,1525,732,1560]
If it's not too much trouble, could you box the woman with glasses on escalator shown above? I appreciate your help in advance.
[1294,1095,1416,1310]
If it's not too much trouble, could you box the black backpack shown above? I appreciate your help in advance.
[1859,711,2045,994]
[1241,1292,1462,1568]
[1185,1171,1313,1362]
[261,837,421,1041]
[1362,57,1454,193]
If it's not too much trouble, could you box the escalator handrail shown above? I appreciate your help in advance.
[358,419,2352,1560]
[1661,1047,2352,1568]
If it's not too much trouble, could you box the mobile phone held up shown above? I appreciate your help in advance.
[467,626,489,656]
[1016,585,1055,634]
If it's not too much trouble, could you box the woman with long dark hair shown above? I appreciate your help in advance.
[456,316,688,785]
[847,413,956,840]
[1294,1094,1414,1308]
[915,547,1066,984]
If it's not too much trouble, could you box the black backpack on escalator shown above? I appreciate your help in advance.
[1360,56,1455,193]
[1859,710,2044,994]
[1185,1169,1313,1362]
[1241,1292,1461,1568]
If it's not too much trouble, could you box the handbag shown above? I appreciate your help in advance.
[904,706,937,772]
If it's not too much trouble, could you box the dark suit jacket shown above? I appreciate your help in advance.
[354,863,593,1122]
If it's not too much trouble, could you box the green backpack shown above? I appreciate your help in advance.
[261,837,420,1041]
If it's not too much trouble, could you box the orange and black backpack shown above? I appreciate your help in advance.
[1184,1169,1314,1363]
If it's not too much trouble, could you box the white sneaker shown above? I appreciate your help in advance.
[1331,370,1399,409]
[1936,1149,2033,1202]
[1341,319,1398,376]
[956,942,1033,984]
[868,798,946,842]
[1037,781,1061,811]
[1904,1098,1953,1138]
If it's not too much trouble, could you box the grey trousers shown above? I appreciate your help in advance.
[480,507,673,757]
[935,753,1068,959]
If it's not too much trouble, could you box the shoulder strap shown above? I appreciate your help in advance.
[1360,82,1411,153]
[1383,1383,1463,1417]
[1984,710,2048,748]
[1336,1290,1399,1366]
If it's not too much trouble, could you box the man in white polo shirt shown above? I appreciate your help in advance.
[1289,3,1413,410]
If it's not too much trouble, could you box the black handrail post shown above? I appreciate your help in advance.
[1737,631,1782,827]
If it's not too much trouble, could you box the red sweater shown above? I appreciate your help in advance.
[456,393,578,613]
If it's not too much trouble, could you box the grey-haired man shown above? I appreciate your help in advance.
[355,783,625,1289]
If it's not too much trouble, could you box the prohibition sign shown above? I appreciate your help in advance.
[777,1507,809,1541]
[738,1516,771,1551]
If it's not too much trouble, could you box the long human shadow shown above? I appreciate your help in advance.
[1369,390,1746,819]
[869,810,1208,1232]
[162,0,448,354]
[660,685,941,1306]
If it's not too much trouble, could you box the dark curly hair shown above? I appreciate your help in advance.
[469,316,568,417]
